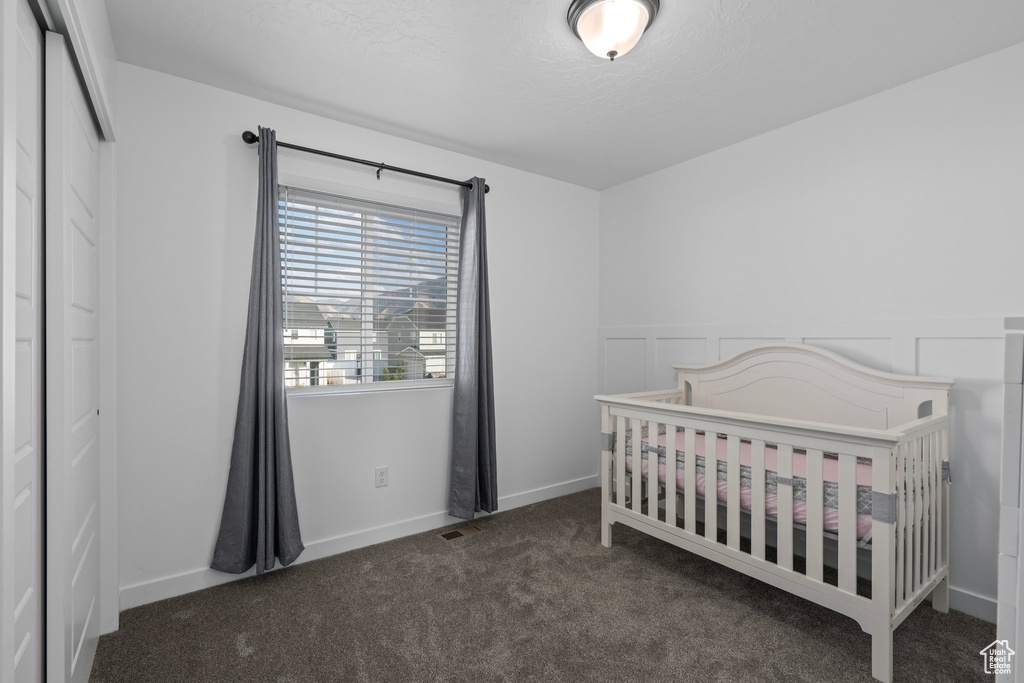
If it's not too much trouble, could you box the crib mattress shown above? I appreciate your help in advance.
[616,430,878,537]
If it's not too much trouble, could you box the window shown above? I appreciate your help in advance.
[279,185,460,390]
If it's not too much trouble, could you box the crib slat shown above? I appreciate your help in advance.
[923,434,932,580]
[930,434,937,579]
[727,435,741,551]
[938,429,946,566]
[932,433,939,574]
[943,428,950,566]
[751,440,766,561]
[665,425,677,528]
[648,421,661,523]
[838,453,857,595]
[684,428,696,534]
[903,443,913,603]
[601,406,612,547]
[896,443,906,608]
[616,416,626,508]
[923,438,930,585]
[777,444,794,571]
[907,440,917,594]
[917,438,925,593]
[805,449,824,583]
[930,432,938,576]
[920,436,929,584]
[632,418,643,513]
[705,432,718,542]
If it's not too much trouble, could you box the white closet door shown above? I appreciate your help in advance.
[45,31,102,683]
[5,0,45,680]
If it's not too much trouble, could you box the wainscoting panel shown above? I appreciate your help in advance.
[719,337,786,361]
[597,317,1008,622]
[603,337,646,395]
[802,337,894,374]
[653,338,706,390]
[918,338,1005,380]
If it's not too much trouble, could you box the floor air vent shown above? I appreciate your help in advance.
[438,525,484,541]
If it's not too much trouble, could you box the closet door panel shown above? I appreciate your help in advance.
[46,31,103,683]
[9,0,44,680]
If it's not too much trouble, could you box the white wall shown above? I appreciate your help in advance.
[601,43,1024,328]
[115,63,600,607]
[598,43,1024,621]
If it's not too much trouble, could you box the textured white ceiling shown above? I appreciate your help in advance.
[105,0,1024,189]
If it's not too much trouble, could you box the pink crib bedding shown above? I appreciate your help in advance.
[616,431,875,538]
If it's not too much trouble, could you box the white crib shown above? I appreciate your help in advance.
[596,344,953,683]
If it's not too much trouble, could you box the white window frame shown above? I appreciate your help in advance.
[278,176,461,396]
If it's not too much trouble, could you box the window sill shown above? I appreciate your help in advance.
[286,379,454,398]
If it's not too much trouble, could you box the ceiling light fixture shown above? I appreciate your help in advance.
[567,0,660,61]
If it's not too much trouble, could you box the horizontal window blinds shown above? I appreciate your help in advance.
[279,185,460,388]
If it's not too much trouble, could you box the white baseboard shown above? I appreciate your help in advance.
[119,474,600,611]
[949,586,998,623]
[492,474,599,511]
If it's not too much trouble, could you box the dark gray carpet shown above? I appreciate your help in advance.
[91,489,992,682]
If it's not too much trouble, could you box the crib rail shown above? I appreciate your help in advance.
[595,389,933,447]
[892,424,950,625]
[598,394,951,641]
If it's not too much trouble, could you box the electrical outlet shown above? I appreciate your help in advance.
[375,466,388,488]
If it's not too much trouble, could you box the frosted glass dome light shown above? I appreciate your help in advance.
[568,0,660,61]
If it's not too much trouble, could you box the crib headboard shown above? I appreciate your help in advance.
[673,344,953,430]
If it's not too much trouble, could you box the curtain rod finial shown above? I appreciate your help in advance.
[242,130,258,145]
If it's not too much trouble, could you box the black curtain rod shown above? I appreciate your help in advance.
[241,131,489,194]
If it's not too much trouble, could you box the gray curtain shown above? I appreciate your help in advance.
[449,178,497,519]
[212,126,304,574]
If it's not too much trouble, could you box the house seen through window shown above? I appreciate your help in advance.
[279,185,460,389]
